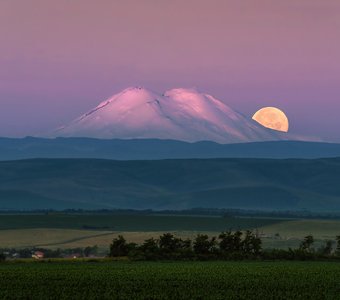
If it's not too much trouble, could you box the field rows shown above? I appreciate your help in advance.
[0,261,339,299]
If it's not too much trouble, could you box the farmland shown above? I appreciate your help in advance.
[0,213,286,231]
[0,261,339,299]
[0,213,339,252]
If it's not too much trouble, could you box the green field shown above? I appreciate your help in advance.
[0,261,339,299]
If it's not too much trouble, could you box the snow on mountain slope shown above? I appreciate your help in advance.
[54,87,292,143]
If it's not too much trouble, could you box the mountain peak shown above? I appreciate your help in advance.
[164,87,199,96]
[54,87,290,143]
[95,86,157,108]
[119,86,154,96]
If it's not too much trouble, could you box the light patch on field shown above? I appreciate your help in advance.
[39,231,218,250]
[258,220,340,239]
[0,228,114,248]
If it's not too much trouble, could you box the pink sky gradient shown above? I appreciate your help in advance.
[1,0,340,141]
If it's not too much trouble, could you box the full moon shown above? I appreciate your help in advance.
[252,107,289,132]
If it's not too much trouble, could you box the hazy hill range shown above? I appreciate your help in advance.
[1,158,340,211]
[1,137,340,160]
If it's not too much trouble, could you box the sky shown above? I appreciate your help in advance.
[1,0,340,141]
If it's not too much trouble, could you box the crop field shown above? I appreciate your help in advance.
[0,261,339,299]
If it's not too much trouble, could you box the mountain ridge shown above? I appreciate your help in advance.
[53,87,292,143]
[0,137,340,160]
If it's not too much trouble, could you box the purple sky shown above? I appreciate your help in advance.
[1,0,340,141]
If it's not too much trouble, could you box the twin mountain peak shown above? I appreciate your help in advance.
[55,87,292,143]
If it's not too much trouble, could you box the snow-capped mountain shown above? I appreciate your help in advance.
[54,87,291,143]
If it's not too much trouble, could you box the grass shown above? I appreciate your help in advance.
[0,261,339,299]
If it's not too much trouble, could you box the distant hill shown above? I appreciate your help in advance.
[1,158,340,211]
[1,137,340,160]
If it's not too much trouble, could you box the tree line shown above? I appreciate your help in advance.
[109,231,340,261]
[0,246,98,261]
[1,232,340,262]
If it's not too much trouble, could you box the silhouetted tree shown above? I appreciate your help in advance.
[336,236,340,256]
[218,231,234,252]
[318,240,333,256]
[233,230,243,252]
[18,248,32,258]
[109,235,130,257]
[139,238,159,255]
[107,231,340,261]
[181,238,192,250]
[249,231,262,255]
[84,245,98,257]
[159,233,182,252]
[299,235,314,252]
[43,248,62,258]
[0,253,5,262]
[193,234,216,255]
[242,230,253,254]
